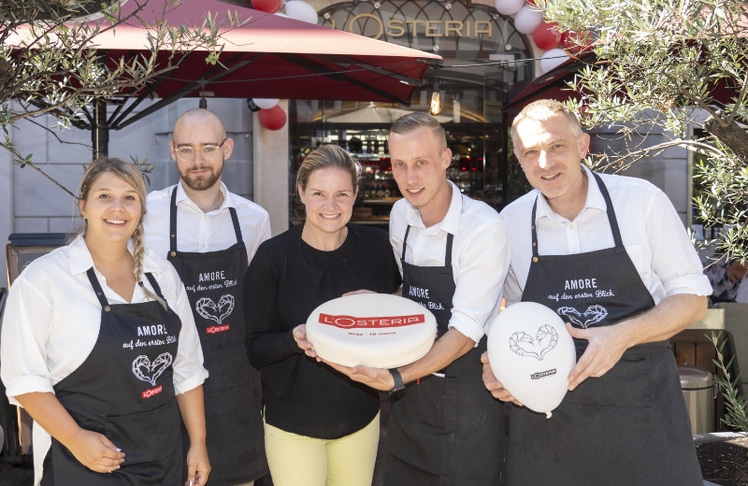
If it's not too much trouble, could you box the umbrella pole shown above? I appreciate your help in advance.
[92,98,109,160]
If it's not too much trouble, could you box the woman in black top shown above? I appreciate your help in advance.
[243,144,401,486]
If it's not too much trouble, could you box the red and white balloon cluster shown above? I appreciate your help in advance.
[251,98,287,131]
[250,0,320,130]
[494,0,592,75]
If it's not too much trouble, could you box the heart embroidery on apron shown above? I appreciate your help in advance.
[509,324,559,361]
[195,295,235,325]
[557,304,608,328]
[132,353,173,386]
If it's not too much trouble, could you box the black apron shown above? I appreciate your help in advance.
[385,225,505,486]
[167,189,266,485]
[43,270,183,486]
[508,172,702,486]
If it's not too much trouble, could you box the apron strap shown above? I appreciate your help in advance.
[401,226,455,266]
[143,272,167,300]
[530,170,625,259]
[591,172,625,248]
[401,225,411,263]
[87,269,166,307]
[86,267,109,307]
[169,187,243,256]
[169,188,179,255]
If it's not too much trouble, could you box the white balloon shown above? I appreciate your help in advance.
[284,0,319,24]
[252,98,280,110]
[540,48,570,74]
[513,5,543,34]
[487,302,575,418]
[494,0,525,16]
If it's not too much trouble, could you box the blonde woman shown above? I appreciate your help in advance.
[244,145,401,486]
[0,157,210,486]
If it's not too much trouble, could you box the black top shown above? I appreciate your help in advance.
[243,224,402,439]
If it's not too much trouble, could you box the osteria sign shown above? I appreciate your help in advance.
[328,16,494,39]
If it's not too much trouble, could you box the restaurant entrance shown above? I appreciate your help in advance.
[286,0,535,226]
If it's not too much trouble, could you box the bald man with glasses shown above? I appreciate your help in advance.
[143,108,270,486]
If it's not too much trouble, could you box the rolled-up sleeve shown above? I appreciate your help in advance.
[644,189,713,299]
[161,264,209,395]
[449,217,511,343]
[1,276,56,405]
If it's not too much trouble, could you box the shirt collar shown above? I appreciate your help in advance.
[534,164,606,223]
[68,234,159,277]
[403,180,462,235]
[68,234,94,276]
[175,180,231,213]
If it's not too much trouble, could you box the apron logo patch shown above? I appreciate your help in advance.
[557,304,608,328]
[132,353,173,387]
[509,325,558,361]
[195,295,235,325]
[141,384,163,399]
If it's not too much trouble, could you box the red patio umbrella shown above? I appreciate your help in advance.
[8,0,442,155]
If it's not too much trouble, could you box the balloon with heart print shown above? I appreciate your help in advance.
[487,302,575,418]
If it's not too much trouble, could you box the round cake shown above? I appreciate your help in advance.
[306,293,437,368]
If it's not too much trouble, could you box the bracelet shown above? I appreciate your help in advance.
[389,368,405,394]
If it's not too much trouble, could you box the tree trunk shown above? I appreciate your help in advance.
[704,115,748,164]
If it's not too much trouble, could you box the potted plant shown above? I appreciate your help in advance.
[694,335,748,485]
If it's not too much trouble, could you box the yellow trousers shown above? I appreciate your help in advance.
[264,413,380,486]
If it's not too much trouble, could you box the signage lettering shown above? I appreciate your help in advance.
[332,16,493,40]
[319,313,426,329]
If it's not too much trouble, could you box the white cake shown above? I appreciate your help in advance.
[306,293,437,368]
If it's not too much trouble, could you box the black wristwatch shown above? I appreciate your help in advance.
[389,368,405,394]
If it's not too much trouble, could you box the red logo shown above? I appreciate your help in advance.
[206,324,230,334]
[142,385,163,399]
[318,313,425,329]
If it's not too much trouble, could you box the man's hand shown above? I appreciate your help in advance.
[480,351,523,406]
[565,323,630,391]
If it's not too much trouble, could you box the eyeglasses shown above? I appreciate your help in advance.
[173,138,227,161]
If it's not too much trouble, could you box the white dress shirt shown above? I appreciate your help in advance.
[500,165,712,305]
[0,236,208,485]
[143,181,271,261]
[389,181,511,343]
[0,235,208,402]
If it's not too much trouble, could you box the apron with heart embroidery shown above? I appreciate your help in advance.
[166,189,266,485]
[44,270,183,485]
[508,172,702,485]
[385,226,505,486]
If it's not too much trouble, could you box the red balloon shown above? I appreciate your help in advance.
[533,22,562,51]
[258,106,287,131]
[251,0,281,13]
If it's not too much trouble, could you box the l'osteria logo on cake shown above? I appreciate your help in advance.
[318,313,425,328]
